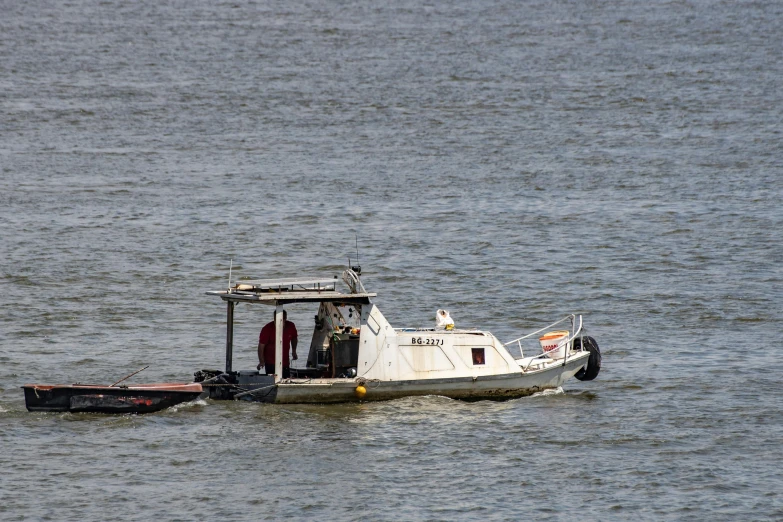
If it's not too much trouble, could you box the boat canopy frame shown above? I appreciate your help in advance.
[206,275,376,382]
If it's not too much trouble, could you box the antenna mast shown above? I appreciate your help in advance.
[351,235,361,275]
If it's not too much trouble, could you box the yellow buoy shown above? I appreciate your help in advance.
[355,385,367,399]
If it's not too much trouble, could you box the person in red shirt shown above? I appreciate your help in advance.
[257,310,298,378]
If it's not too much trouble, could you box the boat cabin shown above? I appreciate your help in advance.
[206,271,376,381]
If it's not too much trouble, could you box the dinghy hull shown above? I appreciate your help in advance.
[22,383,203,414]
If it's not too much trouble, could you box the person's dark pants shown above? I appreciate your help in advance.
[265,364,290,378]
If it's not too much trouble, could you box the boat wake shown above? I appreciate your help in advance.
[531,387,564,398]
[168,398,208,412]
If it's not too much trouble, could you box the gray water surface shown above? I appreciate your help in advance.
[1,0,781,520]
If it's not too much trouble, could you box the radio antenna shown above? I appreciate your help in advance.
[351,235,361,275]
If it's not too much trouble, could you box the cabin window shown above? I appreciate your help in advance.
[471,348,485,365]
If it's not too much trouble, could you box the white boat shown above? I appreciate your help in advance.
[198,269,601,403]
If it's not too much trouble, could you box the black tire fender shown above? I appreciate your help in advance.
[574,336,601,381]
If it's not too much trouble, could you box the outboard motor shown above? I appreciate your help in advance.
[573,336,601,381]
[194,369,237,400]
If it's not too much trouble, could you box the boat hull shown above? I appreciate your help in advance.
[22,383,203,414]
[243,352,590,404]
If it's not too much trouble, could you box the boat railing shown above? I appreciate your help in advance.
[503,315,584,371]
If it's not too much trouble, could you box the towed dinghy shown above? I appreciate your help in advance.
[22,382,203,414]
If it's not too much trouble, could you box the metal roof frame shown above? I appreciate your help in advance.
[206,290,375,306]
